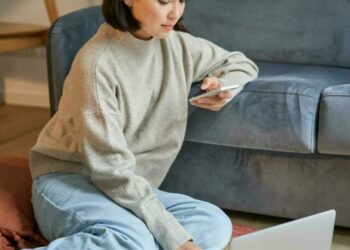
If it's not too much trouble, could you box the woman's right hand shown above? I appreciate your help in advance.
[177,241,202,250]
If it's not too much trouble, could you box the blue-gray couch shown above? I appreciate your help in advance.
[47,1,350,227]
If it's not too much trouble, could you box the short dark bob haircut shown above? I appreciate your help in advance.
[102,0,189,33]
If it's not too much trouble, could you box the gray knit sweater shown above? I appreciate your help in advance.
[30,23,258,250]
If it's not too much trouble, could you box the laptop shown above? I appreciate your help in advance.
[230,210,336,250]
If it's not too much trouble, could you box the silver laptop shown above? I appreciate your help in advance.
[231,210,336,250]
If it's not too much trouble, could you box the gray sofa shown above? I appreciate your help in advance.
[47,1,350,227]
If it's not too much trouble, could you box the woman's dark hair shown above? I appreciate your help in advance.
[102,0,189,33]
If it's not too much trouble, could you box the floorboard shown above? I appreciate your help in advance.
[0,128,43,157]
[0,105,49,144]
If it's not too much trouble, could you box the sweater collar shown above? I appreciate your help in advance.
[102,23,157,51]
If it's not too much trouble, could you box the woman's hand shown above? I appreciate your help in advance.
[189,76,233,111]
[178,240,202,250]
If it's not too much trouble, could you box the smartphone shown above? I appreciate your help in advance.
[189,84,239,102]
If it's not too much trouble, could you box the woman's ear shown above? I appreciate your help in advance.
[123,0,132,8]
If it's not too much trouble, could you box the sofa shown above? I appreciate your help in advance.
[47,0,350,227]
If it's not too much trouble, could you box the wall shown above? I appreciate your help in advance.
[0,0,101,107]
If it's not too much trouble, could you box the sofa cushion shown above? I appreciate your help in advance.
[186,62,350,154]
[318,85,350,156]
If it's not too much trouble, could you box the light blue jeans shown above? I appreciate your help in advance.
[31,173,232,250]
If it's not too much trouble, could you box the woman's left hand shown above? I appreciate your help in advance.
[189,76,233,111]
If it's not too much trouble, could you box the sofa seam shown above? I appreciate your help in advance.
[184,138,311,154]
[321,94,350,97]
[242,89,317,98]
[310,94,322,153]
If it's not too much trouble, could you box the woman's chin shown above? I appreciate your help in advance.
[155,31,172,39]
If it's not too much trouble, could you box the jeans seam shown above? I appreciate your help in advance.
[33,183,90,228]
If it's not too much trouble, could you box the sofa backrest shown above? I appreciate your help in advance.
[47,6,104,115]
[184,0,350,68]
[47,1,350,114]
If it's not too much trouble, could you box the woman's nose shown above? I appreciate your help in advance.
[168,2,183,20]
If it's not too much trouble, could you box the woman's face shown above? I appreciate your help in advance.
[125,0,186,40]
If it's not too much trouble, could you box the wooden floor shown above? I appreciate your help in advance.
[1,104,349,249]
[0,105,50,157]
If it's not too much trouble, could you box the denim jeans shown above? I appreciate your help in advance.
[31,173,232,250]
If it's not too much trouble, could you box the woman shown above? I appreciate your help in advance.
[30,0,258,249]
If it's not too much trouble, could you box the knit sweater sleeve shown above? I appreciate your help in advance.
[65,46,193,250]
[179,32,259,99]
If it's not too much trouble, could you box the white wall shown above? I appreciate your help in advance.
[0,0,101,107]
